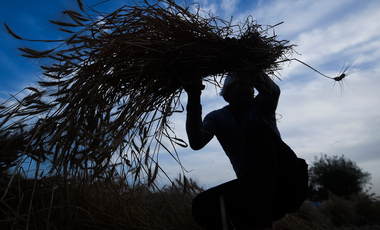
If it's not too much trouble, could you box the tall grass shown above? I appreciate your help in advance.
[0,170,204,230]
[2,165,380,230]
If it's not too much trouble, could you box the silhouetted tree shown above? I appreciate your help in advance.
[308,154,371,199]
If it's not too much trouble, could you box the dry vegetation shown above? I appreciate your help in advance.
[2,0,293,183]
[0,172,203,230]
[1,171,380,229]
[275,192,380,230]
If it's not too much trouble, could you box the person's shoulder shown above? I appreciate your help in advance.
[205,106,229,119]
[210,105,229,114]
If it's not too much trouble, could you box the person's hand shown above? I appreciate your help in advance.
[182,78,205,96]
[183,78,204,112]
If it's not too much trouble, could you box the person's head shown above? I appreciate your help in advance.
[220,74,255,104]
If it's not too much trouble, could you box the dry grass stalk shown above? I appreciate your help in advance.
[2,0,294,184]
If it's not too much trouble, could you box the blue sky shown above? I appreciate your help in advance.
[1,0,380,195]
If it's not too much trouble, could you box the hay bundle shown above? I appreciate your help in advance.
[3,0,293,182]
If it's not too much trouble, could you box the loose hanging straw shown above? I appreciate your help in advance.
[2,0,294,184]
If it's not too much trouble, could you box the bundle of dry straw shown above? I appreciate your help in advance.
[2,0,294,182]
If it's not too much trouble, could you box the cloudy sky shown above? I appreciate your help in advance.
[1,0,380,195]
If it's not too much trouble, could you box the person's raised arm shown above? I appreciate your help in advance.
[253,72,280,112]
[254,72,280,97]
[184,82,214,150]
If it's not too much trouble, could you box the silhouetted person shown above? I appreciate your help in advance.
[184,72,308,230]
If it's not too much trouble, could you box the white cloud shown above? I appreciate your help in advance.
[221,0,238,15]
[294,5,380,61]
[234,0,352,37]
[194,0,219,17]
